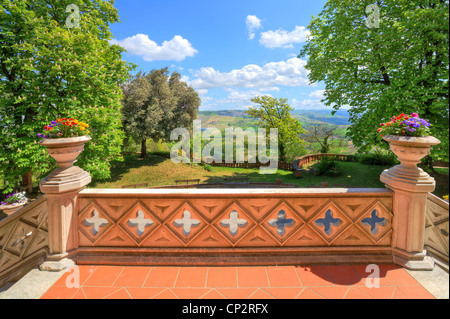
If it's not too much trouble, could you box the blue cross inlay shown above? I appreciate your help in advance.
[361,209,386,235]
[315,209,342,235]
[268,210,295,236]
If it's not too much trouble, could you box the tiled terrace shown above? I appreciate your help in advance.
[39,264,438,299]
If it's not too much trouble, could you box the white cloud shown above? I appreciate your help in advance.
[197,89,209,95]
[246,15,263,40]
[110,33,198,62]
[259,26,310,48]
[291,98,328,109]
[309,89,325,99]
[291,98,350,110]
[200,87,280,110]
[188,57,310,90]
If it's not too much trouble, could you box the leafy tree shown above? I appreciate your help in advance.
[247,95,308,162]
[299,0,449,163]
[121,68,200,158]
[0,0,134,194]
[306,124,336,153]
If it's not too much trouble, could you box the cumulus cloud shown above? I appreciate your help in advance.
[188,57,310,90]
[110,33,198,62]
[309,89,325,99]
[291,98,328,109]
[259,26,310,48]
[246,15,263,40]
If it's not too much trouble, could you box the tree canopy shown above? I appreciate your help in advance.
[0,0,134,193]
[299,0,449,161]
[121,68,201,158]
[247,95,308,162]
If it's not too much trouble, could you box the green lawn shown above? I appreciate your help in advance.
[89,154,449,198]
[89,155,389,189]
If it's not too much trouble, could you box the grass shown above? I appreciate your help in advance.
[89,154,449,198]
[3,154,447,199]
[90,154,391,189]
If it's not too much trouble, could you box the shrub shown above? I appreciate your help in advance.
[344,154,360,163]
[150,151,171,159]
[314,157,341,176]
[358,153,397,166]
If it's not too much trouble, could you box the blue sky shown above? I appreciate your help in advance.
[109,0,329,111]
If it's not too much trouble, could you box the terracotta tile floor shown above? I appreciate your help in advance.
[40,264,435,299]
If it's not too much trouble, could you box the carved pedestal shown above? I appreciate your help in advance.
[381,135,440,270]
[38,136,91,271]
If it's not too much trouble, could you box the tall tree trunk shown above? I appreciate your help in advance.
[141,139,147,158]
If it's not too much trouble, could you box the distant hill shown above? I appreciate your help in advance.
[197,109,351,126]
[291,109,351,126]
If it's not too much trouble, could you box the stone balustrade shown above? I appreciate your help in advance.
[0,136,447,280]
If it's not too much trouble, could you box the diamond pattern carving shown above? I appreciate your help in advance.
[117,201,159,244]
[213,201,255,245]
[237,226,280,247]
[140,225,185,247]
[237,198,280,221]
[78,201,113,243]
[189,226,232,248]
[261,201,304,243]
[283,224,329,247]
[0,197,49,279]
[166,201,207,244]
[5,221,35,257]
[356,200,392,243]
[74,195,395,252]
[309,201,351,244]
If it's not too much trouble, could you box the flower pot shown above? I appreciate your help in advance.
[1,201,27,217]
[381,135,440,192]
[39,136,92,193]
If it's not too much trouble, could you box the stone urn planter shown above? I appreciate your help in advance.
[39,136,92,193]
[380,134,441,270]
[380,134,440,191]
[0,201,27,217]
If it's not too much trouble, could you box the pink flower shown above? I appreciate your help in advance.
[411,113,419,118]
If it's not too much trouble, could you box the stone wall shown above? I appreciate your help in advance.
[424,193,449,263]
[74,188,394,266]
[0,196,49,287]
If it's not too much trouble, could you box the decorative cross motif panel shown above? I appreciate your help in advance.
[268,210,295,236]
[314,209,342,235]
[220,211,248,236]
[83,209,108,236]
[127,210,154,236]
[361,209,386,235]
[174,210,201,236]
